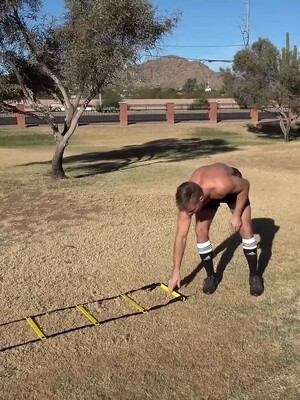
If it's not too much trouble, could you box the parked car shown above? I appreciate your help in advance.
[50,104,65,112]
[50,103,96,112]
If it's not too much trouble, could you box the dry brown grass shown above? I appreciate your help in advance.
[0,123,300,400]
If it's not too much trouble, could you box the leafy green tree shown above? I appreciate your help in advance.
[0,72,22,108]
[182,78,199,93]
[126,87,180,99]
[221,35,300,142]
[188,97,209,110]
[0,0,178,178]
[95,88,121,110]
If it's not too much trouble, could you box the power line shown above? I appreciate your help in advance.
[191,58,233,63]
[162,44,244,48]
[142,55,233,63]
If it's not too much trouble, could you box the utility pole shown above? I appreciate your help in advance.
[245,0,250,48]
[241,0,250,49]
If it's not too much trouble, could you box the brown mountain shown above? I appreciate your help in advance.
[122,55,223,90]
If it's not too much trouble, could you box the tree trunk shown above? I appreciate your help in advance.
[279,114,291,142]
[283,119,291,142]
[284,124,291,142]
[52,141,68,179]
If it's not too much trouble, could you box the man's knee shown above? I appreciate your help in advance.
[196,225,210,242]
[239,223,253,238]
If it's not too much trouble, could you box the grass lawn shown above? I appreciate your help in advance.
[0,122,299,400]
[0,128,54,147]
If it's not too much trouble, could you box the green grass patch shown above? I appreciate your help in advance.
[0,129,53,147]
[192,127,275,146]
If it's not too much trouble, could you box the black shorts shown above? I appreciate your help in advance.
[202,167,250,211]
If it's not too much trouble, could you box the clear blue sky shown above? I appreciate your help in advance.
[42,0,300,71]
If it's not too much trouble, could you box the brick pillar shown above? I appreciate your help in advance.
[15,103,26,128]
[250,106,259,123]
[119,102,128,126]
[209,102,218,123]
[289,107,297,120]
[166,102,175,124]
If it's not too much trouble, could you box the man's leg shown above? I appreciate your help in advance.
[238,205,264,296]
[195,208,218,294]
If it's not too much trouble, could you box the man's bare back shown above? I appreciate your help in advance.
[189,163,239,202]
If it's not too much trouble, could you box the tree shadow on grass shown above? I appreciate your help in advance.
[20,137,238,178]
[181,217,280,288]
[247,122,300,140]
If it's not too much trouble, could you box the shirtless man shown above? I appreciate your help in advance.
[168,163,264,296]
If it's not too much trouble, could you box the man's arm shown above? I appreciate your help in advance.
[230,176,250,217]
[168,211,192,292]
[215,176,250,231]
[216,176,250,216]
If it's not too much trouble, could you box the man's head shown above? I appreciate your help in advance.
[175,181,204,214]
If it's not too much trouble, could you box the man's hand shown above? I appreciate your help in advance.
[168,271,181,293]
[231,214,242,231]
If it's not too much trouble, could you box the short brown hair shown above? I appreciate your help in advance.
[175,182,203,211]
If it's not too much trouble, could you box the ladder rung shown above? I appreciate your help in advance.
[160,283,187,301]
[76,305,99,325]
[121,294,147,313]
[25,317,47,340]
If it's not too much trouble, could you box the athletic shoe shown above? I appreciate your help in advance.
[203,274,218,294]
[249,276,264,296]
